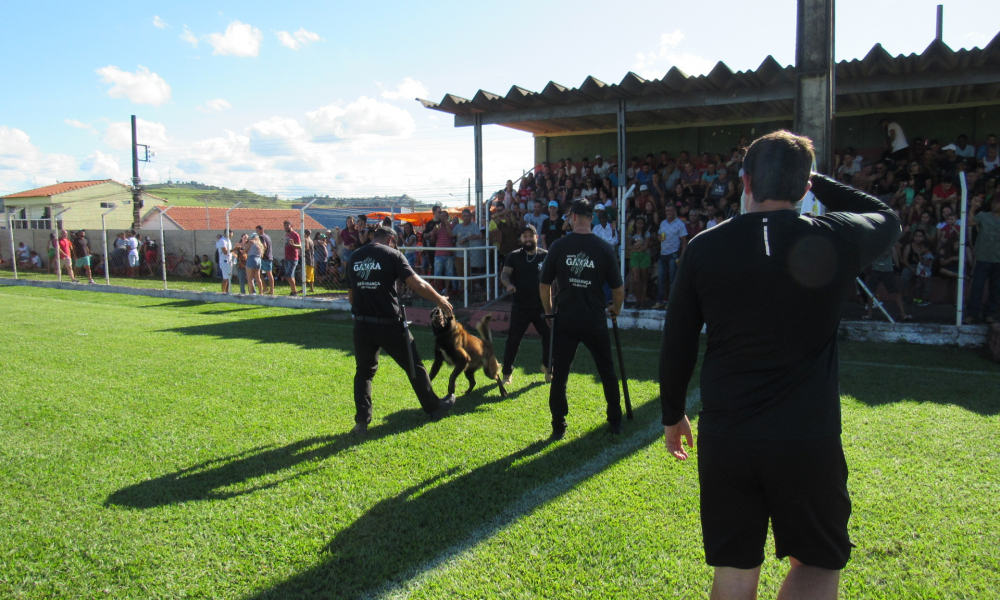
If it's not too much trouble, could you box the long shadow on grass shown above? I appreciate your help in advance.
[840,361,999,416]
[243,400,663,600]
[105,409,432,509]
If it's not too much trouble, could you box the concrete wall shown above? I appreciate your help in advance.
[533,104,1000,165]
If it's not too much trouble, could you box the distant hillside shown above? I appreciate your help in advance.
[145,183,282,208]
[292,194,439,211]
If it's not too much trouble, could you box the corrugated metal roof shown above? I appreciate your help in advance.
[420,34,1000,134]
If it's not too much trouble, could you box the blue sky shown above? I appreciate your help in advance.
[1,0,996,204]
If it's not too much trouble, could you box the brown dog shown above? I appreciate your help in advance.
[429,308,508,398]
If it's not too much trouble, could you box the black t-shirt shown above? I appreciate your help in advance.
[72,237,89,258]
[504,248,547,310]
[660,175,901,439]
[541,217,565,248]
[346,242,415,319]
[539,233,622,329]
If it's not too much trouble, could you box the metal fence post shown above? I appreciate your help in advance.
[4,203,16,280]
[159,207,170,290]
[300,199,317,298]
[100,206,117,286]
[463,246,469,308]
[956,172,969,326]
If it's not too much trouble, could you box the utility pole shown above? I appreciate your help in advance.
[793,0,835,174]
[131,115,142,230]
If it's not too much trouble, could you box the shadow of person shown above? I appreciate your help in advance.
[104,409,431,510]
[840,361,1000,416]
[243,401,662,600]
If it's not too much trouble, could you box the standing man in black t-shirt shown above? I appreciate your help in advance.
[539,200,566,250]
[71,230,95,284]
[539,199,625,440]
[660,131,900,600]
[499,225,551,386]
[346,227,457,435]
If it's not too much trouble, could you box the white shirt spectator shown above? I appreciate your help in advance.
[126,235,139,258]
[983,154,1000,173]
[593,220,618,246]
[216,236,233,263]
[593,161,613,179]
[659,217,688,254]
[887,122,908,152]
[30,254,42,268]
[955,144,976,159]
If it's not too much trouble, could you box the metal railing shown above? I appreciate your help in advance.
[416,244,500,308]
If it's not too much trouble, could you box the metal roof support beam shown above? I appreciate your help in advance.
[474,114,484,223]
[617,99,627,282]
[794,0,835,174]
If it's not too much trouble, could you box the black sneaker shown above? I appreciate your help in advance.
[609,421,624,436]
[549,423,567,441]
[351,422,368,436]
[430,394,456,421]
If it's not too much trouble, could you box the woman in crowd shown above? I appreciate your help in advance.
[627,215,651,308]
[244,232,264,294]
[47,232,57,274]
[232,234,249,294]
[909,210,939,249]
[339,217,359,265]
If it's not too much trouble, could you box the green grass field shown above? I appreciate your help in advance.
[0,286,997,599]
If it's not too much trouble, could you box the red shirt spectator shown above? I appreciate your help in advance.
[285,230,301,261]
[433,220,454,258]
[58,237,72,259]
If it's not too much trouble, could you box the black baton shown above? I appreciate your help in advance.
[544,312,556,380]
[400,306,417,381]
[611,314,633,420]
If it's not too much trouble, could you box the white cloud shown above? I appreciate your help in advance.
[381,77,430,101]
[96,65,172,106]
[306,96,416,141]
[197,99,232,113]
[80,151,123,177]
[65,119,95,132]
[275,28,320,50]
[0,126,77,194]
[180,25,198,48]
[103,119,169,151]
[632,29,715,79]
[153,16,168,29]
[206,20,263,57]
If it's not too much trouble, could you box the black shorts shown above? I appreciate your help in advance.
[867,270,898,294]
[698,434,853,570]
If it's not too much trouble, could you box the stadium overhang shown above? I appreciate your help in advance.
[419,35,1000,135]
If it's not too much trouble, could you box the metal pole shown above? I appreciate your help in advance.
[300,198,318,298]
[794,0,836,175]
[4,203,16,280]
[617,99,628,283]
[463,246,469,308]
[956,171,969,326]
[474,114,484,225]
[936,4,943,41]
[101,205,117,286]
[224,201,242,295]
[131,115,142,230]
[159,207,169,290]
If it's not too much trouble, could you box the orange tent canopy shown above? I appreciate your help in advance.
[367,206,476,227]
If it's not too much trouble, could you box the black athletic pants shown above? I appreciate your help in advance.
[501,305,551,376]
[549,322,622,427]
[353,321,440,425]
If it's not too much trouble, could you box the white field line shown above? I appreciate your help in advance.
[7,293,994,377]
[359,390,701,600]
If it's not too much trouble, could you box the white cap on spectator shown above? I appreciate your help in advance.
[595,154,602,159]
[942,144,958,152]
[639,184,648,191]
[595,203,606,211]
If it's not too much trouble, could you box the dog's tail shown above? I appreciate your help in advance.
[475,314,494,343]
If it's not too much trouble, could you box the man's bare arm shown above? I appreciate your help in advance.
[540,282,553,316]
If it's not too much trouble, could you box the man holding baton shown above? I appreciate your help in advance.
[347,226,457,435]
[500,224,551,386]
[660,131,900,599]
[540,198,625,440]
